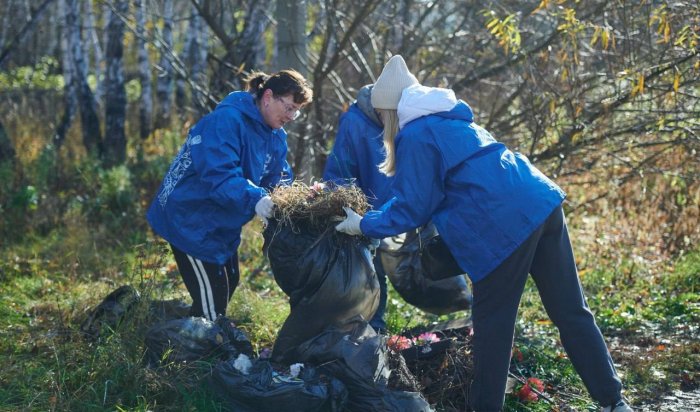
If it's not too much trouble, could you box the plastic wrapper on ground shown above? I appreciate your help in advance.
[144,316,246,367]
[210,358,348,412]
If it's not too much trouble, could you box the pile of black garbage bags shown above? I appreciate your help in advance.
[83,215,472,411]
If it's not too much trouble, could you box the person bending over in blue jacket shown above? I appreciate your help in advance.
[335,55,631,412]
[323,84,391,332]
[147,70,312,322]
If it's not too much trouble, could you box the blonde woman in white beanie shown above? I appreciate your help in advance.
[335,55,631,412]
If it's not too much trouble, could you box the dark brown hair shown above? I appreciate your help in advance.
[245,69,313,105]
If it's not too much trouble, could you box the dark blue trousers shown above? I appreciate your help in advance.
[369,252,388,332]
[469,205,622,411]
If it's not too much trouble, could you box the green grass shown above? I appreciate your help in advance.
[502,248,700,411]
[2,219,699,411]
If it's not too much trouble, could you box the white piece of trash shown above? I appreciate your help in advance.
[233,353,252,375]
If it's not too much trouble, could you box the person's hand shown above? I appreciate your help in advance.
[255,196,274,226]
[335,207,363,236]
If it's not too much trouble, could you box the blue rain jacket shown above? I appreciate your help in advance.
[147,91,293,264]
[360,86,565,283]
[323,102,392,208]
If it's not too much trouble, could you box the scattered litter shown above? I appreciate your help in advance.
[233,354,252,375]
[289,363,304,378]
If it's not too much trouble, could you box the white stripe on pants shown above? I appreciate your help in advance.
[187,255,217,321]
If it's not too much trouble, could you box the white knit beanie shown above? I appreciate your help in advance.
[371,55,419,110]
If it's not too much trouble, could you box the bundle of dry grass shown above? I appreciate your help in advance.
[270,181,371,228]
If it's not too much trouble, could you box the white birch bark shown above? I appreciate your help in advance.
[103,0,128,166]
[155,0,174,127]
[135,0,153,139]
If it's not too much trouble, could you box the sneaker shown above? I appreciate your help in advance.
[601,400,633,412]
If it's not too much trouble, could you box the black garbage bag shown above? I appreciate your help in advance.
[148,299,191,321]
[263,219,380,363]
[380,224,471,315]
[210,358,348,412]
[216,316,254,357]
[80,285,141,339]
[144,316,241,367]
[420,233,464,281]
[295,319,432,412]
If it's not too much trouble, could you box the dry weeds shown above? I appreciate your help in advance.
[270,181,370,228]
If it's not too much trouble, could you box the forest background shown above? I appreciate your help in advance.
[0,0,698,411]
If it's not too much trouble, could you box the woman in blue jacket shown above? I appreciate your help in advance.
[335,56,630,412]
[147,70,312,322]
[323,84,392,332]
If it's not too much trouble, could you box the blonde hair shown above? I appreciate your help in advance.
[377,109,400,176]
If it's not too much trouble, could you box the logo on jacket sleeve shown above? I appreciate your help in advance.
[158,134,201,206]
[261,153,273,178]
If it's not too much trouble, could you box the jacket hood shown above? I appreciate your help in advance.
[398,84,472,128]
[216,91,272,130]
[356,84,382,127]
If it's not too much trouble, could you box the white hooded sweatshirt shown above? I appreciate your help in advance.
[397,84,458,129]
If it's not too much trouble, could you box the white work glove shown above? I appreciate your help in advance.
[335,206,363,236]
[255,195,274,226]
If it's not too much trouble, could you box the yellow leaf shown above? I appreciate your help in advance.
[591,27,600,47]
[673,72,680,92]
[657,117,665,130]
[531,0,549,15]
[549,99,556,114]
[602,30,610,49]
[632,73,645,97]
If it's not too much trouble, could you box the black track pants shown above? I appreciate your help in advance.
[170,245,240,321]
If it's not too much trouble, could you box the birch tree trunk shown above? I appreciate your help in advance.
[192,10,209,116]
[0,0,55,68]
[175,6,210,117]
[135,0,153,139]
[83,0,104,105]
[67,0,102,155]
[175,8,195,110]
[276,0,308,177]
[239,1,269,72]
[275,0,307,73]
[103,0,128,166]
[155,0,174,128]
[0,0,12,49]
[54,0,78,149]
